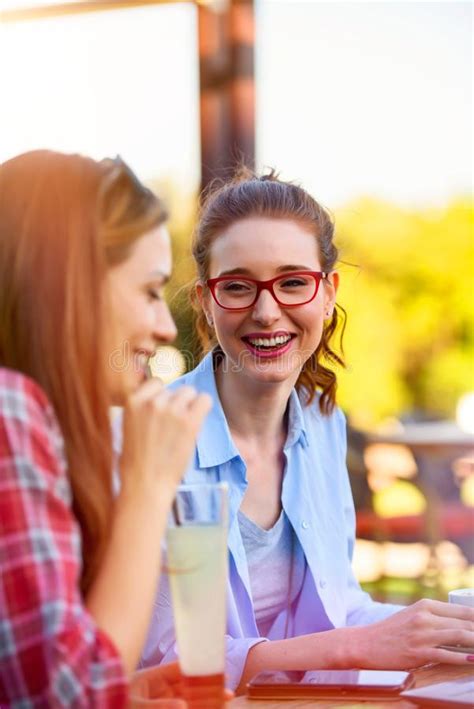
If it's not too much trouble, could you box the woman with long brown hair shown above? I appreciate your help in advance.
[142,168,474,692]
[0,150,211,706]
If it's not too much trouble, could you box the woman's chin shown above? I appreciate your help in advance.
[242,361,300,386]
[108,370,146,406]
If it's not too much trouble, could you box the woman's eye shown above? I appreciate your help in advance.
[280,278,307,288]
[147,289,162,301]
[223,281,252,292]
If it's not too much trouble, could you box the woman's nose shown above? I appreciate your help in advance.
[251,288,281,324]
[153,302,177,344]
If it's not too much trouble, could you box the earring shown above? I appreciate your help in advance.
[207,316,214,327]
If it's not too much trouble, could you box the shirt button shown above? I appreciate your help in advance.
[301,520,309,530]
[319,579,327,589]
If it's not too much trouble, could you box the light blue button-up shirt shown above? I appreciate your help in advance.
[140,352,402,689]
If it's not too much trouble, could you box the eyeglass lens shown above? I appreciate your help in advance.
[214,273,319,308]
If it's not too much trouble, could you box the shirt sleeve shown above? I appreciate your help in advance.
[224,636,268,691]
[0,372,128,708]
[335,408,404,625]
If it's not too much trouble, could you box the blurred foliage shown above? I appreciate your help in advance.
[148,179,201,368]
[152,179,474,427]
[334,197,474,426]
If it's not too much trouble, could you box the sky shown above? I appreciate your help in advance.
[0,2,201,189]
[0,0,472,208]
[257,1,472,207]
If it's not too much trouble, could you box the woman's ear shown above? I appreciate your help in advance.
[195,280,205,305]
[324,271,339,319]
[196,281,214,327]
[328,271,339,294]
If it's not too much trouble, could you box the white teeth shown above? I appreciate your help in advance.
[248,335,291,347]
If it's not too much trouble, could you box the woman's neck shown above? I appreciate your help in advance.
[215,361,297,443]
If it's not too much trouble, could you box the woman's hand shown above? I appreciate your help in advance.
[86,382,211,674]
[354,599,474,668]
[120,379,212,502]
[238,599,473,693]
[129,663,234,708]
[129,662,185,707]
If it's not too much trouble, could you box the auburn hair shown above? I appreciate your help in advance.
[192,167,345,414]
[0,150,168,594]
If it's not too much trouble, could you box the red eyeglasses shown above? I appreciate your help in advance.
[206,271,328,311]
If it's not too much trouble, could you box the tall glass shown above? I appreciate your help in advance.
[166,482,228,709]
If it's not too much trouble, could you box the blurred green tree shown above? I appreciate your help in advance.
[336,198,474,425]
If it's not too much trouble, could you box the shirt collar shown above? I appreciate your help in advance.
[285,387,309,450]
[191,351,309,468]
[191,352,241,468]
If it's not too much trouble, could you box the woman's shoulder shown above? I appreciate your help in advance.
[0,366,48,394]
[0,367,65,462]
[301,389,346,431]
[0,367,55,424]
[299,390,348,461]
[0,368,70,509]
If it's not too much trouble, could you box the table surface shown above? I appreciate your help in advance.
[369,421,474,449]
[230,664,474,708]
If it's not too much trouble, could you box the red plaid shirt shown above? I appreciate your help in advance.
[0,368,128,707]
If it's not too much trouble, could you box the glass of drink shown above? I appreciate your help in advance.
[166,482,229,709]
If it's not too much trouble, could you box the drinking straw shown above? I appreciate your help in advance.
[172,499,181,526]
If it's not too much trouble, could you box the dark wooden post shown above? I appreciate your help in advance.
[198,0,255,192]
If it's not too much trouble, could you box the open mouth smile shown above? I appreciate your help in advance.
[241,332,296,358]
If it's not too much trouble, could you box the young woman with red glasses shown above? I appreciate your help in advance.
[141,168,474,692]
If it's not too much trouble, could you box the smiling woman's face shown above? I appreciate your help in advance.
[200,216,338,387]
[104,224,177,405]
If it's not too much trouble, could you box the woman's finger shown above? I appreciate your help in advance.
[149,389,172,412]
[428,614,474,632]
[426,600,474,621]
[168,386,204,414]
[129,700,186,709]
[429,646,474,665]
[131,376,165,403]
[432,628,474,647]
[133,662,182,694]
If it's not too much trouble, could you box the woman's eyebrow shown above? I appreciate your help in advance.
[276,264,313,272]
[217,265,313,277]
[147,270,171,284]
[217,267,252,277]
